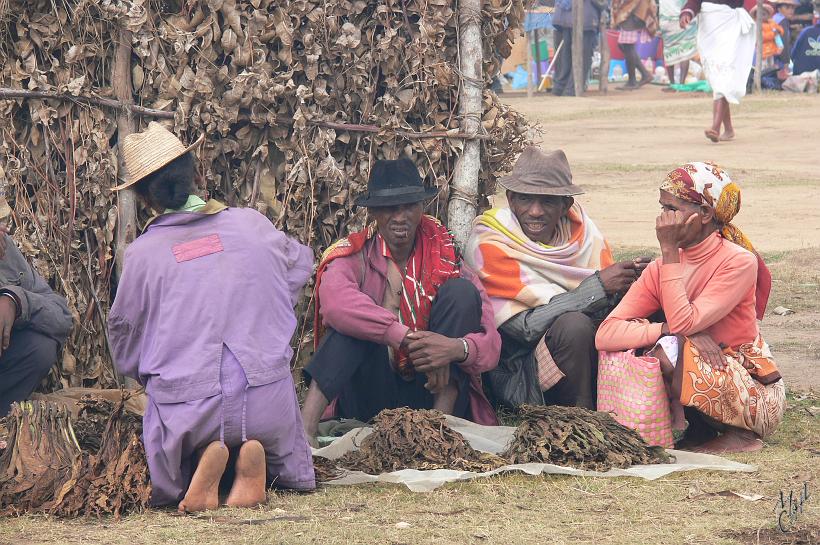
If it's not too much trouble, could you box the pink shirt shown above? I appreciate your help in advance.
[596,233,759,351]
[319,236,501,425]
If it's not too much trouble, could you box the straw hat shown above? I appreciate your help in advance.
[114,122,204,191]
[750,2,775,16]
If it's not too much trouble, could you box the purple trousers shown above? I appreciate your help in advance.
[143,346,315,506]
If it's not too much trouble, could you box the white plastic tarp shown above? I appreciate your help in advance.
[313,415,757,492]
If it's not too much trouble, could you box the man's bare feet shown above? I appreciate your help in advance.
[691,427,763,454]
[225,440,268,508]
[719,131,735,141]
[637,75,654,87]
[178,441,229,513]
[617,82,638,91]
[704,129,720,143]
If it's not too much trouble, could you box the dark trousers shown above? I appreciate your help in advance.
[542,311,598,409]
[305,278,482,423]
[0,329,59,416]
[552,26,597,97]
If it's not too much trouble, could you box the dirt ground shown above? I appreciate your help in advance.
[1,89,818,545]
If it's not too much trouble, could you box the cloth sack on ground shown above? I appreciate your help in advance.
[782,70,820,92]
[597,350,674,448]
[697,2,756,103]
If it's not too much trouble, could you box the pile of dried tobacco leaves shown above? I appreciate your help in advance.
[0,394,150,518]
[503,405,671,472]
[0,0,531,388]
[337,408,506,474]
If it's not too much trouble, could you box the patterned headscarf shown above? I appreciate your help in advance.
[660,161,755,252]
[660,162,771,319]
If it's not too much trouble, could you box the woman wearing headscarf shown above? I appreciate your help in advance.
[108,123,316,512]
[596,162,785,454]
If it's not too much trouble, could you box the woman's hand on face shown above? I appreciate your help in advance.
[689,332,727,370]
[655,210,698,251]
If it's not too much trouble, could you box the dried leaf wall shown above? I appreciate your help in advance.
[0,0,530,388]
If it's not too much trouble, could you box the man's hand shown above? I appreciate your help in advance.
[689,332,726,370]
[656,210,698,255]
[0,296,16,356]
[424,366,450,394]
[599,261,642,295]
[679,11,693,28]
[405,331,465,373]
[0,222,8,260]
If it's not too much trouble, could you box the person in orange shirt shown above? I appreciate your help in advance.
[753,2,785,70]
[596,162,785,454]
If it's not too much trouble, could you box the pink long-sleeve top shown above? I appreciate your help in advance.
[318,237,501,425]
[596,232,759,351]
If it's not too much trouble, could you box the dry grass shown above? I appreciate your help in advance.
[0,394,817,545]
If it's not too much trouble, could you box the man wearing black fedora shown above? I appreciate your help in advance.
[301,157,501,444]
[465,147,650,409]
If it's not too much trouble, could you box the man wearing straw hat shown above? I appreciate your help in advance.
[108,122,316,512]
[0,216,73,417]
[464,147,650,409]
[300,157,501,446]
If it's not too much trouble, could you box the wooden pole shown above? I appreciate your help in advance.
[599,13,610,93]
[754,0,763,93]
[449,0,484,248]
[0,89,175,118]
[572,0,586,96]
[113,29,137,387]
[534,29,543,86]
[526,30,534,98]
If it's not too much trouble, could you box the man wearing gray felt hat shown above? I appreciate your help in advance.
[300,156,503,446]
[465,146,651,410]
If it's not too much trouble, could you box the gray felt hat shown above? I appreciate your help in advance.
[498,147,584,197]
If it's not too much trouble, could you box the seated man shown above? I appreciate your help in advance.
[790,10,820,76]
[301,157,501,444]
[0,221,73,416]
[464,147,648,409]
[596,162,785,453]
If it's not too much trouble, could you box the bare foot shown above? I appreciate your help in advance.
[637,75,654,87]
[671,401,687,431]
[178,441,229,513]
[225,440,267,508]
[704,129,720,143]
[616,82,638,91]
[719,131,735,141]
[691,428,763,454]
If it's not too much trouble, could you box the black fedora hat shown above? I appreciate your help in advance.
[355,157,438,207]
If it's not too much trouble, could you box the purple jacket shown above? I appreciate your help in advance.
[318,237,501,425]
[108,205,313,403]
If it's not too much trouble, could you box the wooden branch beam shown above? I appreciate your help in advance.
[754,0,763,93]
[0,89,489,141]
[449,0,484,248]
[599,14,610,94]
[113,29,137,388]
[0,88,176,119]
[572,0,586,96]
[310,120,492,141]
